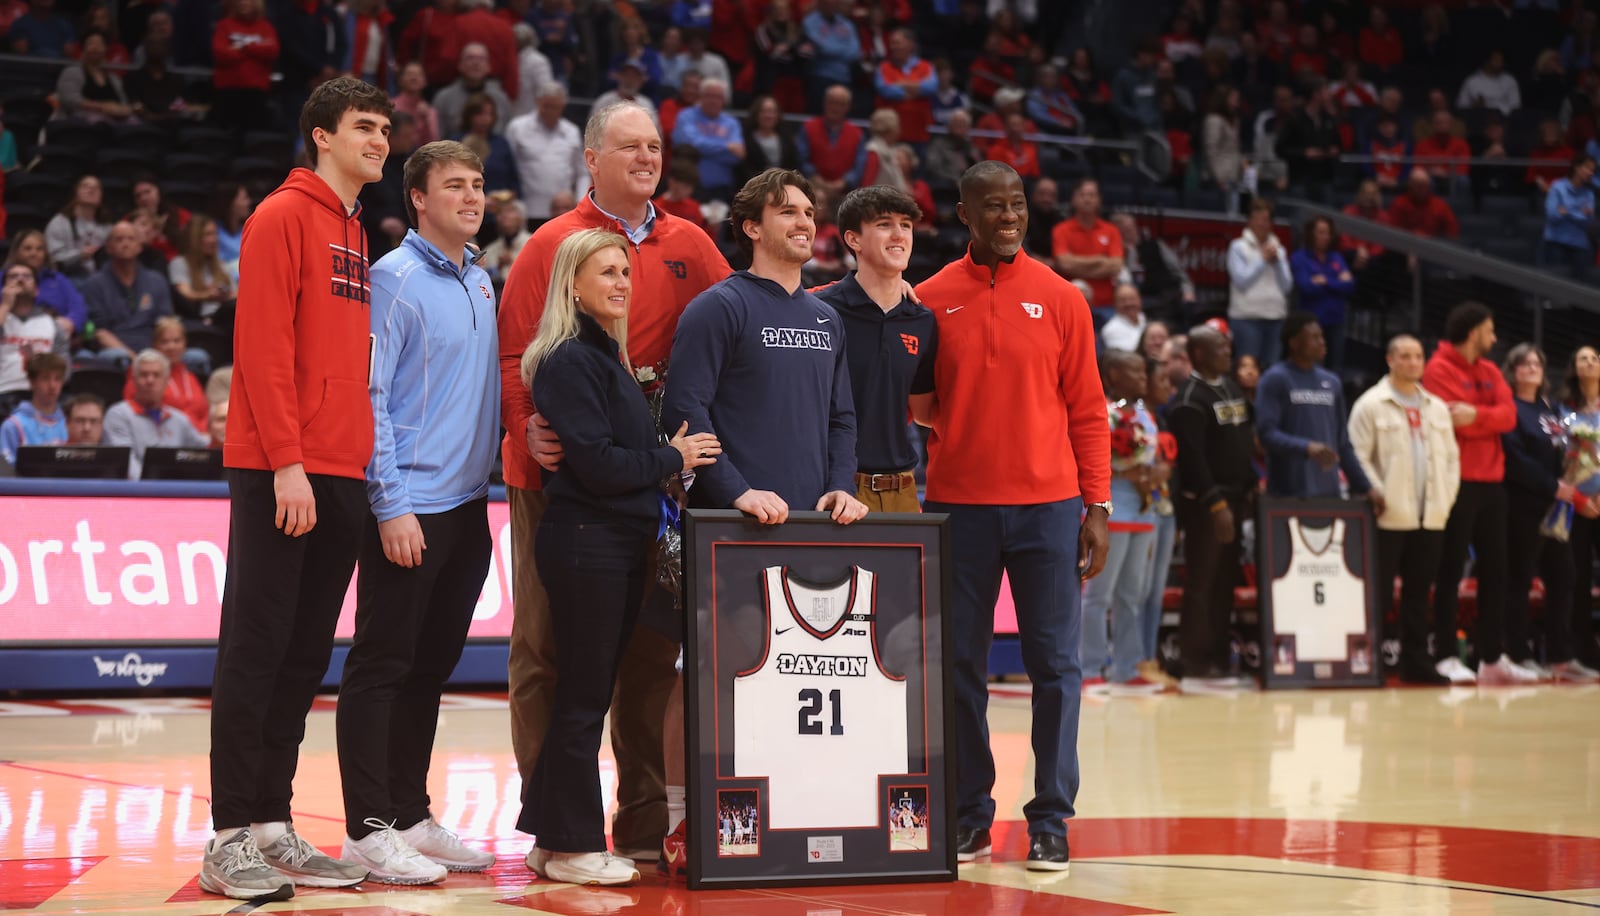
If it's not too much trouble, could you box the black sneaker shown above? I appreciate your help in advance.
[1026,833,1070,872]
[955,827,991,863]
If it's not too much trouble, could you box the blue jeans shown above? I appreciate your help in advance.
[1229,318,1282,368]
[923,498,1083,838]
[1140,512,1177,661]
[1081,526,1156,683]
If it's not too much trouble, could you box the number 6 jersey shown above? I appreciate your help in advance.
[733,566,909,829]
[1270,518,1366,661]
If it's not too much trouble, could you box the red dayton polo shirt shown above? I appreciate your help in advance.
[914,247,1110,507]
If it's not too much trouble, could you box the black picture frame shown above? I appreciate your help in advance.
[1257,497,1385,689]
[682,509,956,889]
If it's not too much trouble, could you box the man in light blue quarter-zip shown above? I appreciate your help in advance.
[335,140,501,885]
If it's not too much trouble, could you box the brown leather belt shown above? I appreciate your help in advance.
[856,471,916,492]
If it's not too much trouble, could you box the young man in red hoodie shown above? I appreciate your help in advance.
[1422,301,1518,686]
[202,77,395,901]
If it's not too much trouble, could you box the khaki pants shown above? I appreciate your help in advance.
[855,473,922,514]
[506,486,679,849]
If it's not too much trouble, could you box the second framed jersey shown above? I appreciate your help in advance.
[684,510,955,889]
[1257,497,1384,689]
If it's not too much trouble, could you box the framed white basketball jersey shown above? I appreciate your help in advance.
[733,565,909,829]
[1269,518,1367,661]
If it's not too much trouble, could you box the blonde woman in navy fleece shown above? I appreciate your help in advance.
[516,228,721,887]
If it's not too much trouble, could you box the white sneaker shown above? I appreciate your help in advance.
[341,819,447,885]
[1498,655,1542,683]
[613,845,660,864]
[1435,657,1477,684]
[1477,655,1540,686]
[527,845,632,876]
[1513,659,1552,681]
[542,850,640,886]
[1552,659,1600,682]
[399,817,494,872]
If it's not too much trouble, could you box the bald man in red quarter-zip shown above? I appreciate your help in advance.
[909,161,1109,874]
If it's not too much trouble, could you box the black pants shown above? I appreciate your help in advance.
[210,468,366,830]
[1570,514,1600,667]
[517,511,652,852]
[1505,496,1575,665]
[1433,481,1508,664]
[338,498,492,839]
[1178,498,1244,678]
[1375,527,1445,677]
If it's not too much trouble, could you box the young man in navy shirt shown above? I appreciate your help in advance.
[663,167,867,526]
[815,185,936,513]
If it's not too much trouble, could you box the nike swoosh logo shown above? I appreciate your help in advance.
[776,627,794,636]
[946,306,964,313]
[665,846,683,864]
[817,317,831,323]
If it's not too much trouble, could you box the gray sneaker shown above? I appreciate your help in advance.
[199,828,294,900]
[257,823,369,888]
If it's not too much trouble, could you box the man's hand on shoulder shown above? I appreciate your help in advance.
[817,490,868,525]
[1078,503,1109,579]
[899,278,921,304]
[273,462,316,537]
[378,512,427,567]
[733,488,789,525]
[528,411,563,471]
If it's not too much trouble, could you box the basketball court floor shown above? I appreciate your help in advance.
[2,683,1596,914]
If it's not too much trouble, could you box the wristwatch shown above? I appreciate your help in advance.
[1090,500,1113,517]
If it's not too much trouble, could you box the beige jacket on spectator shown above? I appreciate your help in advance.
[1347,375,1461,531]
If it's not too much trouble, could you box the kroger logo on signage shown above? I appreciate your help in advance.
[92,653,170,687]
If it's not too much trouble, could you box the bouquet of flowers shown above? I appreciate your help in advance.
[1108,398,1159,511]
[1539,413,1600,542]
[637,359,689,595]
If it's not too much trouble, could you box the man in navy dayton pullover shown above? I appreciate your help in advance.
[663,168,868,525]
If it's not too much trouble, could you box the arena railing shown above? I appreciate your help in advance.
[1284,196,1600,377]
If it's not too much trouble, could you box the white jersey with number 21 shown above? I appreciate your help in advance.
[734,566,908,830]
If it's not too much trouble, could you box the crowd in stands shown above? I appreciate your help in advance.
[2,0,1600,678]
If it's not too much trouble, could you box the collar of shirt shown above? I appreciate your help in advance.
[588,190,657,245]
[829,273,916,319]
[139,404,166,425]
